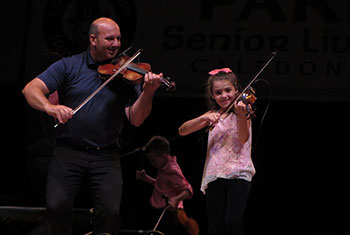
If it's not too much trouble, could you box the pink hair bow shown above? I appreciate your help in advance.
[208,67,232,75]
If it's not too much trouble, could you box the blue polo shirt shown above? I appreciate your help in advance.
[38,49,139,148]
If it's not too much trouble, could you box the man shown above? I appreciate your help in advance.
[22,17,163,235]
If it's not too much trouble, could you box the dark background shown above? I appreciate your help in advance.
[1,1,349,234]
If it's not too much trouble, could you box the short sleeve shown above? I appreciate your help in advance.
[37,59,66,93]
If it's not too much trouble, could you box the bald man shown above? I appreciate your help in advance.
[22,17,163,235]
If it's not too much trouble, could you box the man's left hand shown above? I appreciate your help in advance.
[143,72,162,93]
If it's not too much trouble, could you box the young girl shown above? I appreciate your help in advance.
[178,68,255,235]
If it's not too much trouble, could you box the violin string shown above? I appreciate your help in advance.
[223,52,276,117]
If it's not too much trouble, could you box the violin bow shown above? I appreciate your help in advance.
[225,51,277,116]
[208,51,277,131]
[151,195,168,234]
[54,49,142,128]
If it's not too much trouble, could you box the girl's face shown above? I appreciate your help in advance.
[211,79,238,111]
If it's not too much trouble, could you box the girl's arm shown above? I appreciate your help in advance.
[235,101,251,144]
[178,111,220,136]
[237,117,250,144]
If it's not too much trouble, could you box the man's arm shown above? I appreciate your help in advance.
[125,72,162,127]
[22,78,73,124]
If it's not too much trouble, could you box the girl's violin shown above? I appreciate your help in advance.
[98,55,176,92]
[237,86,257,119]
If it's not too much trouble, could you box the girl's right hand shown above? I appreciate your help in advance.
[179,111,221,136]
[202,111,221,126]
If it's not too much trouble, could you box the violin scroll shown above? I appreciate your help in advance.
[238,86,257,119]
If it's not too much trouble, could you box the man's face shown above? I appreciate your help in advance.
[90,21,121,61]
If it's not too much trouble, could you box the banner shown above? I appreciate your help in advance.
[11,0,350,101]
[132,0,350,101]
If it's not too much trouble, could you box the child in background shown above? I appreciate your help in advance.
[136,136,198,235]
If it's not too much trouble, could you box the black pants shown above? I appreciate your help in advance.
[46,144,123,235]
[206,178,251,235]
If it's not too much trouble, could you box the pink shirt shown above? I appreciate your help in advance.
[201,113,255,194]
[150,156,193,209]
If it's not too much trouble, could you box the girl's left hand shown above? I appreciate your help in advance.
[234,100,250,118]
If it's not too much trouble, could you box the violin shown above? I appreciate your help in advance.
[98,55,176,92]
[151,195,198,235]
[176,208,199,235]
[54,48,168,128]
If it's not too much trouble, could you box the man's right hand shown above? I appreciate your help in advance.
[46,104,73,124]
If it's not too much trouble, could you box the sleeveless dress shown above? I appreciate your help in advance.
[201,113,255,194]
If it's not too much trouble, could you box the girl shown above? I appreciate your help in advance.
[178,68,255,235]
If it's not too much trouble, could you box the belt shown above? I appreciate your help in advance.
[58,141,118,152]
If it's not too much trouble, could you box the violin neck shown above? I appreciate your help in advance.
[126,64,148,75]
[127,64,174,90]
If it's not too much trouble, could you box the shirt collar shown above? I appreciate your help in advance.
[86,47,98,68]
[87,47,114,69]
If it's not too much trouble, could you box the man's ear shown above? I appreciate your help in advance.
[89,34,97,46]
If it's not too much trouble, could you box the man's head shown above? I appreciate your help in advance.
[88,17,121,62]
[144,136,171,169]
